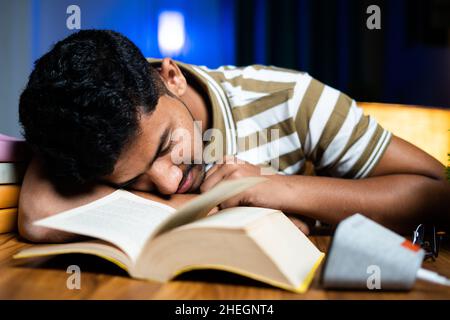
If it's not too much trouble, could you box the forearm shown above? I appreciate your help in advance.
[266,174,450,234]
[18,157,115,242]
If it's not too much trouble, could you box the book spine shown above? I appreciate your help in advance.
[0,163,26,184]
[0,208,17,233]
[0,185,21,208]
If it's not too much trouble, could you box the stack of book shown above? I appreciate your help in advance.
[0,134,29,234]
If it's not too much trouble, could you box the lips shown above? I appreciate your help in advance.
[176,167,194,194]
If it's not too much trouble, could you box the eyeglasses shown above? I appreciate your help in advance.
[412,224,446,260]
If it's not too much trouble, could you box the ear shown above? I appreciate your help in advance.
[158,58,187,97]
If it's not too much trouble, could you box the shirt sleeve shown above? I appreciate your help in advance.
[294,76,392,178]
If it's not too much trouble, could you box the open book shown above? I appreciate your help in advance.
[14,177,324,293]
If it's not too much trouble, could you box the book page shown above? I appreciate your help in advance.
[34,177,267,263]
[151,177,268,238]
[34,190,175,262]
[177,206,278,230]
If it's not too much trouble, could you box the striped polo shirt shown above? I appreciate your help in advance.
[147,58,392,179]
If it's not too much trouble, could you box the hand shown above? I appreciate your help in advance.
[200,156,287,210]
[287,216,310,235]
[201,156,311,235]
[206,206,220,216]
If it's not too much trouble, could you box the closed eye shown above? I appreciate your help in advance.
[118,141,176,190]
[115,175,142,189]
[159,139,176,157]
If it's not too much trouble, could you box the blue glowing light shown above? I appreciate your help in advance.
[158,10,186,57]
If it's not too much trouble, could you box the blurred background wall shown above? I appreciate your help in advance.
[1,0,449,138]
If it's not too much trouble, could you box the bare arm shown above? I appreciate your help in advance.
[271,136,450,233]
[202,136,450,234]
[18,157,199,243]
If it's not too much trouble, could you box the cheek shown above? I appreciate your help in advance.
[185,125,203,164]
[192,123,204,162]
[171,121,202,164]
[180,118,203,163]
[129,176,155,193]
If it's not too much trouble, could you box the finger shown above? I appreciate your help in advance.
[206,206,220,216]
[204,162,223,180]
[287,216,310,235]
[200,165,230,193]
[204,155,237,180]
[200,167,224,193]
[219,196,241,210]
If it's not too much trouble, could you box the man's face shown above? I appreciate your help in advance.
[104,94,206,195]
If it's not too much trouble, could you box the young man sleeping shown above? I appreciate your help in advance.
[17,30,450,243]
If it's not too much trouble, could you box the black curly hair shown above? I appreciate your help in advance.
[19,30,167,184]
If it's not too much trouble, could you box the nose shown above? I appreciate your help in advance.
[147,159,183,195]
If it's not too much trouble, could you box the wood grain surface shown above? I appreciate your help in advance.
[1,233,449,299]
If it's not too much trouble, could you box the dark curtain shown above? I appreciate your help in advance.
[235,0,450,108]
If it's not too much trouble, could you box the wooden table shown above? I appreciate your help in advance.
[1,233,449,299]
